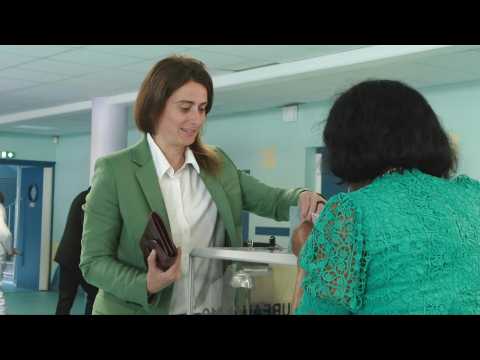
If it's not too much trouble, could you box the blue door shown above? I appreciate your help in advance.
[317,148,349,198]
[15,166,43,290]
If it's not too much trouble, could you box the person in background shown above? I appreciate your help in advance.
[293,80,480,315]
[80,55,326,315]
[55,188,98,315]
[0,192,18,315]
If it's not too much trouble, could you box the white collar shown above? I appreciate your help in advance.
[147,133,200,178]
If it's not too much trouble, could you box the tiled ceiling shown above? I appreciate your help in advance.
[1,45,480,136]
[0,45,370,116]
[213,57,480,115]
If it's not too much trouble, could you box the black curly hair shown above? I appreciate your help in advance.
[323,79,457,184]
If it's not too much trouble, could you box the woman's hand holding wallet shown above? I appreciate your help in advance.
[139,212,183,296]
[146,247,182,294]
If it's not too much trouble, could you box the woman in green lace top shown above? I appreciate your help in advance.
[294,80,480,315]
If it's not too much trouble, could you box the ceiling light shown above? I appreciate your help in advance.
[15,125,57,130]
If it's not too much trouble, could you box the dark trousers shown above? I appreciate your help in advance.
[55,265,98,315]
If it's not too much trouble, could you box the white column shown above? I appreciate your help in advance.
[90,98,129,184]
[39,167,53,291]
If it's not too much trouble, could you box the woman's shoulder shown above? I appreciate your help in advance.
[452,174,480,190]
[410,172,480,196]
[208,145,228,160]
[321,171,419,217]
[318,192,361,222]
[360,168,443,194]
[207,145,238,171]
[95,138,147,168]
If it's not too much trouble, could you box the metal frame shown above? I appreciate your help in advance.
[0,159,55,167]
[187,247,297,315]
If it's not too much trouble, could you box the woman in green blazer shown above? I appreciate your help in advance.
[80,55,325,315]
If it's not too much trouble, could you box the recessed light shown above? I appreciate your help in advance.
[15,125,57,130]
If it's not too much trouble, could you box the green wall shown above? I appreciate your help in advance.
[2,78,480,282]
[0,133,56,162]
[52,134,91,248]
[421,80,480,179]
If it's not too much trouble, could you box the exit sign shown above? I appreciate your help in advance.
[1,151,15,159]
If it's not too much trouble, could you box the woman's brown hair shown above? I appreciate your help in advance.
[134,55,222,174]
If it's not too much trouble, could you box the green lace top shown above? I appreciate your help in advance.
[296,169,480,315]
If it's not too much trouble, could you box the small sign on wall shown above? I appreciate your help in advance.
[282,105,298,123]
[0,151,15,159]
[259,146,277,170]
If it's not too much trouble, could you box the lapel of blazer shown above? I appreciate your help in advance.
[130,135,238,246]
[131,135,172,237]
[199,170,237,247]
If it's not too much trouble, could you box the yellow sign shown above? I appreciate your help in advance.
[260,146,277,169]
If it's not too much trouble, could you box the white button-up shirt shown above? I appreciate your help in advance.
[146,134,225,314]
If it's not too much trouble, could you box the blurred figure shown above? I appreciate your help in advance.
[55,188,98,315]
[0,192,14,315]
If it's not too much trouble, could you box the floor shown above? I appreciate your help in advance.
[2,282,87,315]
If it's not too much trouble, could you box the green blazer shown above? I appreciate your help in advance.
[80,136,305,315]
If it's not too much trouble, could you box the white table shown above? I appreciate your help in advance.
[187,247,297,315]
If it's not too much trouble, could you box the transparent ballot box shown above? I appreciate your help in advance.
[187,247,297,315]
